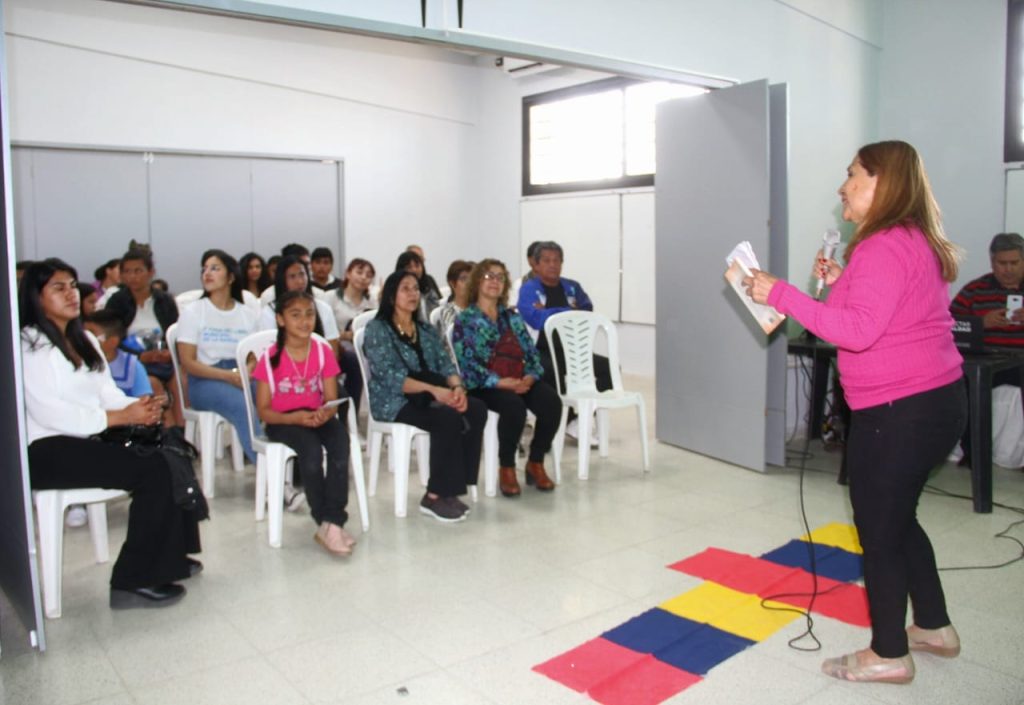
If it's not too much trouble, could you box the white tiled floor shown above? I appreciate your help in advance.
[2,377,1024,705]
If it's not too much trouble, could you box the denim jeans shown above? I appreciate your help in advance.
[188,359,260,463]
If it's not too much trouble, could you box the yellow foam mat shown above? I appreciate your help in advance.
[800,522,862,554]
[659,582,801,642]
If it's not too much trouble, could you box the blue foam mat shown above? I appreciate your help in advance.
[602,608,704,654]
[653,624,755,675]
[760,539,863,583]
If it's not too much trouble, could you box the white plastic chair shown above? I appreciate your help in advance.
[543,311,650,480]
[33,488,126,619]
[174,288,204,309]
[354,326,432,517]
[236,331,370,547]
[166,323,244,498]
[351,309,377,334]
[428,306,444,329]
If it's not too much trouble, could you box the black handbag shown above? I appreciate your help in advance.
[93,425,210,520]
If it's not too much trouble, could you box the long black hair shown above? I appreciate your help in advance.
[199,249,244,304]
[273,254,313,302]
[375,270,422,324]
[268,290,321,369]
[394,251,430,293]
[239,252,271,293]
[19,258,105,371]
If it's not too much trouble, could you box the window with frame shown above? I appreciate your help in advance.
[522,77,706,195]
[1007,0,1024,162]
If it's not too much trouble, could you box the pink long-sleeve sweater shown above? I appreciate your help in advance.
[767,223,963,410]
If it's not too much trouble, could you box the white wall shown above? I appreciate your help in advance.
[5,0,885,281]
[879,0,1007,290]
[464,0,883,294]
[4,0,488,282]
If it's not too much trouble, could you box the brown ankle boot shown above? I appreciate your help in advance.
[525,461,555,491]
[498,467,521,497]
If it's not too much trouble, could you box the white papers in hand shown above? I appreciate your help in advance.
[725,241,760,276]
[724,242,785,334]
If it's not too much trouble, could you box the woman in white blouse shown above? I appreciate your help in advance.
[21,258,200,609]
[176,250,261,462]
[329,257,377,407]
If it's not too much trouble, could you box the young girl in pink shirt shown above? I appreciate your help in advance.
[253,291,354,556]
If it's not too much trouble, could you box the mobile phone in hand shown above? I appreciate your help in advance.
[1007,294,1022,323]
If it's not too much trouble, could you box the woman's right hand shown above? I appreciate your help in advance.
[224,368,243,388]
[814,249,843,287]
[109,396,163,427]
[431,385,468,412]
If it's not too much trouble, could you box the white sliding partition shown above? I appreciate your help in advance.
[655,80,788,472]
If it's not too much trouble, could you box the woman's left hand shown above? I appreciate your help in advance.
[448,385,468,413]
[742,269,780,305]
[514,376,535,395]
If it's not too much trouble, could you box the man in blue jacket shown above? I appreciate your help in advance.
[517,242,612,441]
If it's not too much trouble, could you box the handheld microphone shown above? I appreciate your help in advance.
[816,229,841,297]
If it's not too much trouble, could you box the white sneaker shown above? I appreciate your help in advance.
[65,505,88,528]
[566,419,599,448]
[283,484,306,512]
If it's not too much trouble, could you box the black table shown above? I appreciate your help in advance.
[788,338,1024,513]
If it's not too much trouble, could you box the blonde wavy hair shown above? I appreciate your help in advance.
[844,140,960,282]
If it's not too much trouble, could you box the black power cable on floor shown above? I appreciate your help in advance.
[766,353,1024,651]
[759,352,828,651]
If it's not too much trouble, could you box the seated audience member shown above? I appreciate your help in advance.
[260,255,341,360]
[92,258,121,298]
[265,255,282,286]
[950,232,1024,464]
[396,250,441,319]
[175,250,261,463]
[516,241,612,440]
[240,252,271,298]
[508,241,543,312]
[151,278,170,295]
[261,244,312,305]
[103,248,182,426]
[85,310,154,398]
[453,259,562,497]
[253,290,354,555]
[363,271,487,522]
[20,258,200,609]
[406,245,444,302]
[310,247,341,292]
[329,257,377,408]
[16,260,34,286]
[436,259,473,337]
[78,282,99,317]
[951,232,1024,346]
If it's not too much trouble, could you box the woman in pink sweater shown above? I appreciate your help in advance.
[745,141,965,685]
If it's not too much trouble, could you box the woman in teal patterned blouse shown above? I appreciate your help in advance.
[363,270,487,522]
[453,259,562,498]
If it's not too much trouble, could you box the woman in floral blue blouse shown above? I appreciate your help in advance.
[453,259,562,498]
[363,270,487,522]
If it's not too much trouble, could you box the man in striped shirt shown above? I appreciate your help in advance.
[951,233,1024,346]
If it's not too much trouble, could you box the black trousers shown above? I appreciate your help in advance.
[395,397,487,497]
[537,333,612,395]
[267,414,350,527]
[340,348,363,413]
[471,382,562,466]
[845,378,966,657]
[29,435,200,590]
